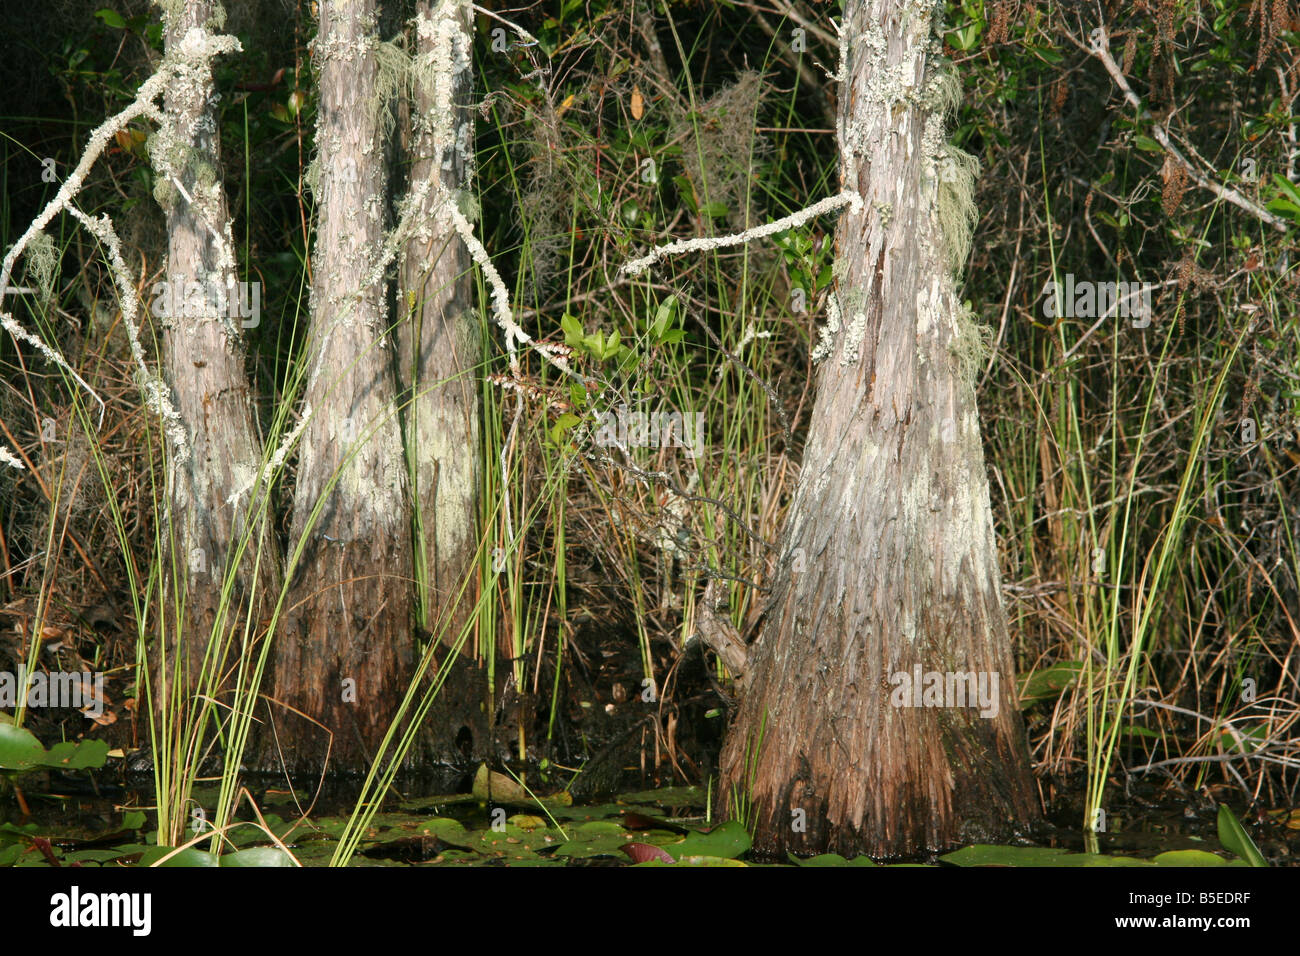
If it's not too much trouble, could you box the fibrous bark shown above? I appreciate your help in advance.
[719,0,1039,859]
[397,0,488,762]
[274,0,414,772]
[152,0,279,709]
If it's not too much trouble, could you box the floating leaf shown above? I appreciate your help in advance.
[788,851,877,867]
[671,821,751,860]
[1151,849,1235,867]
[220,847,296,867]
[940,845,1152,867]
[622,842,675,864]
[139,846,220,868]
[42,738,110,770]
[0,724,46,771]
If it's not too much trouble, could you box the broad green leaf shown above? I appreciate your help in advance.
[1018,661,1082,706]
[41,738,110,770]
[941,844,1152,867]
[1216,806,1267,867]
[1151,849,1235,867]
[94,9,127,28]
[1272,173,1300,205]
[561,313,584,347]
[0,723,46,771]
[789,852,877,867]
[140,846,220,867]
[671,821,751,860]
[221,847,296,867]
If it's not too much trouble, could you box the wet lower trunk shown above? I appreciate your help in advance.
[397,0,488,763]
[153,0,279,711]
[273,0,414,773]
[719,0,1038,858]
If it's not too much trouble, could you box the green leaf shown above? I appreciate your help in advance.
[1220,724,1267,754]
[940,845,1152,866]
[1272,173,1300,205]
[1265,198,1300,220]
[561,313,584,347]
[1151,849,1235,867]
[671,821,751,860]
[0,723,46,771]
[220,847,296,867]
[1133,134,1163,152]
[94,9,127,28]
[1216,806,1267,867]
[1025,44,1064,65]
[788,851,877,867]
[139,846,220,867]
[41,738,110,770]
[650,294,677,338]
[700,202,729,219]
[1017,661,1082,706]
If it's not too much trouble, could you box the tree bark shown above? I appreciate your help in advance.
[274,0,414,772]
[152,0,279,709]
[397,0,488,763]
[719,0,1039,859]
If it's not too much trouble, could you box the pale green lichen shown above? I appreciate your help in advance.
[372,38,413,142]
[934,141,980,273]
[947,299,993,390]
[24,232,58,301]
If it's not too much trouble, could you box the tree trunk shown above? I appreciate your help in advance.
[397,0,489,763]
[719,0,1039,859]
[274,0,414,772]
[152,0,279,708]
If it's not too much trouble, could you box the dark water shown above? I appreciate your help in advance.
[3,768,1295,866]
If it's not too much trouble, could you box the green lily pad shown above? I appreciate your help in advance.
[139,846,220,867]
[637,854,747,867]
[220,847,297,867]
[1151,849,1236,867]
[508,814,548,830]
[0,724,46,771]
[410,817,471,841]
[789,851,878,867]
[670,821,752,860]
[41,739,110,769]
[551,830,631,858]
[940,845,1152,867]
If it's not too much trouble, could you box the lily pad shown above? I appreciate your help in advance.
[1151,849,1237,867]
[940,845,1152,867]
[0,724,46,771]
[139,846,220,867]
[220,847,297,867]
[41,739,110,769]
[670,821,752,860]
[789,851,878,867]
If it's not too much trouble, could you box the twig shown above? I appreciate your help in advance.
[620,190,862,277]
[1080,22,1287,232]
